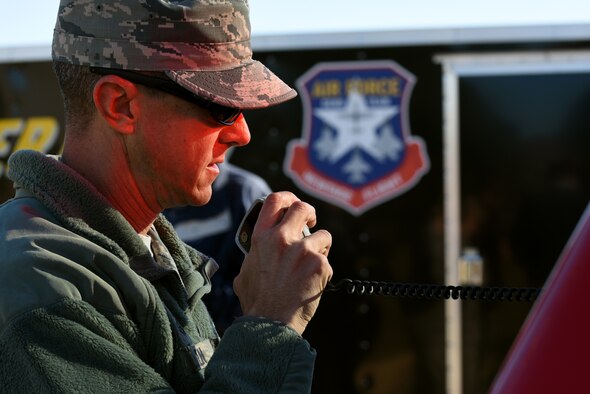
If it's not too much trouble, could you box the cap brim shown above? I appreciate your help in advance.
[165,60,297,110]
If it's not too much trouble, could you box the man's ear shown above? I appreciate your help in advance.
[93,76,140,134]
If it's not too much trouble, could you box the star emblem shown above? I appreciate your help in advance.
[313,89,399,163]
[285,60,429,215]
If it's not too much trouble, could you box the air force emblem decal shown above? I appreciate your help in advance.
[284,60,430,216]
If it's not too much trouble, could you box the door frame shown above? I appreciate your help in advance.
[434,49,590,394]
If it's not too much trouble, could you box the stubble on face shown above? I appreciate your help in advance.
[133,93,226,210]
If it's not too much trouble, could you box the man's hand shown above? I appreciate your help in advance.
[233,192,333,335]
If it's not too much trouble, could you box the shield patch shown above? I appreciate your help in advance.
[284,60,430,216]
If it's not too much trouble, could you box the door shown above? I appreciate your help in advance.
[437,50,590,394]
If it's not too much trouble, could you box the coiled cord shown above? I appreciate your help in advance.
[326,279,541,302]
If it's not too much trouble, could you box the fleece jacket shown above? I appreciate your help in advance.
[0,149,315,393]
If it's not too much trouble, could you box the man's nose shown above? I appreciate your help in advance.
[221,114,251,147]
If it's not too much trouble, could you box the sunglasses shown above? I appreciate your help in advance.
[90,67,242,126]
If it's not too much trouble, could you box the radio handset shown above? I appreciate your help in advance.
[235,197,310,255]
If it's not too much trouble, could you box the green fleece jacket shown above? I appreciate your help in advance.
[0,150,315,393]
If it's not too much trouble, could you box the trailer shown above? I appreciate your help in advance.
[2,23,590,394]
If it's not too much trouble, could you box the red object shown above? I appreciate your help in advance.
[490,202,590,393]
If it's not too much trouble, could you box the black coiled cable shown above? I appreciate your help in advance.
[326,279,541,302]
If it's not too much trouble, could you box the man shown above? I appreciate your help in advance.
[164,161,273,334]
[0,1,333,393]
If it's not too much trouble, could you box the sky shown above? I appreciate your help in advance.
[2,0,590,49]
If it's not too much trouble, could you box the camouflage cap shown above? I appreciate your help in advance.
[52,0,296,109]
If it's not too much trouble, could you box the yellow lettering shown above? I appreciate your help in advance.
[14,117,59,153]
[311,80,341,98]
[0,118,25,157]
[345,78,400,96]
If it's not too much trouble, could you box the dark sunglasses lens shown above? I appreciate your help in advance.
[90,67,242,126]
[211,106,242,125]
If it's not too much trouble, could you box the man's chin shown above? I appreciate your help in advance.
[189,189,213,207]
